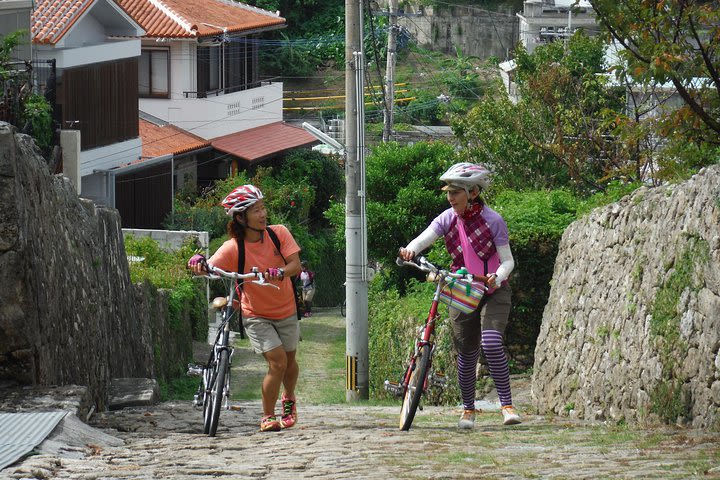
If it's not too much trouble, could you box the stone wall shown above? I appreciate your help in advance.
[397,4,519,60]
[532,165,720,429]
[0,123,192,410]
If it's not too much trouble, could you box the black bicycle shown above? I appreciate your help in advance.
[188,264,277,436]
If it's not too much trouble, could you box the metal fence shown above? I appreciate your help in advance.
[0,59,57,127]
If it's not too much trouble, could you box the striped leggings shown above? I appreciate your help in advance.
[457,329,511,410]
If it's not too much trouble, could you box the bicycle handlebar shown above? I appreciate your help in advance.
[196,264,280,289]
[396,256,490,287]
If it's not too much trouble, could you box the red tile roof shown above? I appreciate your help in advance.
[115,0,285,38]
[211,122,318,163]
[32,0,95,45]
[139,119,210,159]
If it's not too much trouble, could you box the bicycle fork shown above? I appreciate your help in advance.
[384,341,447,399]
[188,344,235,408]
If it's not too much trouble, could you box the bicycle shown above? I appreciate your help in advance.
[384,256,488,431]
[187,263,278,437]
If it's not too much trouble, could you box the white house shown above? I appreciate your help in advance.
[115,0,287,140]
[109,0,317,228]
[517,0,596,54]
[26,0,146,206]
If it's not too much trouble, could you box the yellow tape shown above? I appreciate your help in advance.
[346,355,357,391]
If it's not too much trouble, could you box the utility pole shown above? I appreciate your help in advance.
[382,0,398,143]
[345,0,369,401]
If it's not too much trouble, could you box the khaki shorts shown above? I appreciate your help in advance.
[242,314,300,354]
[302,287,315,302]
[448,284,512,354]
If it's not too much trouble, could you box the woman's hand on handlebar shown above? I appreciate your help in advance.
[472,273,497,288]
[398,247,415,262]
[187,254,208,275]
[265,267,285,281]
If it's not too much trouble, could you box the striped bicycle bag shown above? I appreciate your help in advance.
[439,280,485,314]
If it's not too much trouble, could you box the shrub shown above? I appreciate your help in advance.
[125,235,207,340]
[368,272,459,404]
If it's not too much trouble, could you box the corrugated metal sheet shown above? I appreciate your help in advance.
[0,411,67,471]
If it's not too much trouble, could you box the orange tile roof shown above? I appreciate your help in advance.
[211,122,318,163]
[32,0,95,45]
[115,0,285,38]
[139,119,210,159]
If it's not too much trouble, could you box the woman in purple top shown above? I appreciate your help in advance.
[399,162,521,429]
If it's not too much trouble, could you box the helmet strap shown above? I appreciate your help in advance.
[236,212,266,234]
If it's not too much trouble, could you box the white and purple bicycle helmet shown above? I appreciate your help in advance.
[439,162,492,192]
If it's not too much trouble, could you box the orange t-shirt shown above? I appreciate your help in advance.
[208,225,300,320]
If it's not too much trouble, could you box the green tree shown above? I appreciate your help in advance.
[326,141,457,269]
[591,0,720,137]
[454,33,627,193]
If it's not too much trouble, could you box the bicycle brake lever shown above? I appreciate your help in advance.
[252,279,280,289]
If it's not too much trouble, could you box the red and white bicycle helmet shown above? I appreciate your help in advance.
[439,162,492,191]
[221,185,264,217]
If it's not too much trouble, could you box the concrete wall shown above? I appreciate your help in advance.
[397,4,519,60]
[122,229,208,254]
[532,165,720,429]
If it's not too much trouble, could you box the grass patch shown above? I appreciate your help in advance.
[158,376,199,401]
[229,310,348,404]
[296,312,347,404]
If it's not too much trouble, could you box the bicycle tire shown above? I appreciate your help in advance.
[399,343,431,431]
[202,365,213,434]
[340,300,346,317]
[208,348,229,437]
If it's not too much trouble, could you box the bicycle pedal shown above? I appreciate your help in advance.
[383,380,404,397]
[186,364,204,376]
[429,372,448,388]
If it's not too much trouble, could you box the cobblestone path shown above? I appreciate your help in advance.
[6,399,720,479]
[5,309,720,479]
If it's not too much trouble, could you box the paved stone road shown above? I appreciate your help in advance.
[5,311,720,479]
[6,398,720,479]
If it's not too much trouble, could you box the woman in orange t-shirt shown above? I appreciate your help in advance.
[188,185,301,432]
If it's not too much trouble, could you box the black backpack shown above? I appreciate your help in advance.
[236,226,303,320]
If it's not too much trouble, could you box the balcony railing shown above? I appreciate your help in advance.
[183,77,280,99]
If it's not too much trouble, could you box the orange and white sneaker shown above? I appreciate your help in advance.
[260,415,281,432]
[501,405,521,425]
[280,394,297,429]
[458,409,476,429]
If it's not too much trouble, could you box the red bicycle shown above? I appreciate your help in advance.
[385,256,488,431]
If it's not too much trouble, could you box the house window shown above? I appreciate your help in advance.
[139,48,169,98]
[208,46,220,92]
[197,37,259,97]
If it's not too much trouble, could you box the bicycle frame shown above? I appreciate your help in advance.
[188,264,278,436]
[400,280,443,389]
[388,256,477,430]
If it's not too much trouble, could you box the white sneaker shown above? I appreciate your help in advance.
[501,405,521,425]
[458,409,475,429]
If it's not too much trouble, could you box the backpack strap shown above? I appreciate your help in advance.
[267,227,303,320]
[234,236,246,339]
[236,236,245,289]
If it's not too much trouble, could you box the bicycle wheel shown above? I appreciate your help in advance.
[399,343,431,431]
[208,348,229,436]
[202,362,214,434]
[340,299,346,317]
